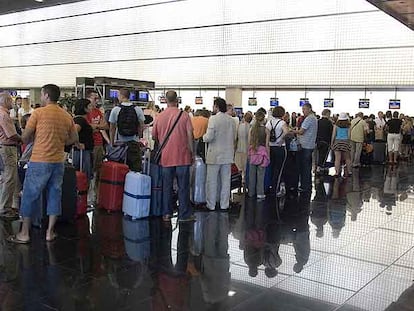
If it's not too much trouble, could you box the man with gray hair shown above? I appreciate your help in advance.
[316,109,333,174]
[0,92,21,219]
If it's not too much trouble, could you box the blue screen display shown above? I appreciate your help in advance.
[109,89,119,98]
[299,98,309,107]
[270,97,279,107]
[129,92,136,101]
[138,91,149,102]
[389,99,400,109]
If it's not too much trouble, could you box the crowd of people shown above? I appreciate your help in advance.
[1,85,413,243]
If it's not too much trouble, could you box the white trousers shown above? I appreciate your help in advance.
[206,164,231,210]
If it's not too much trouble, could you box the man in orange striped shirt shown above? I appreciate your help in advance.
[8,84,78,244]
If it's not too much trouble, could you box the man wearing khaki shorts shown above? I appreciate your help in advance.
[86,90,109,205]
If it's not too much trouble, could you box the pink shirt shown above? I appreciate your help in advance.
[0,106,17,145]
[152,107,193,167]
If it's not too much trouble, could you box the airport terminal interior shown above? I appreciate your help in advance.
[1,0,414,310]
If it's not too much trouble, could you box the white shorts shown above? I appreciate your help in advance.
[387,133,401,152]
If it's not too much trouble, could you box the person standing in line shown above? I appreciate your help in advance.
[0,92,22,219]
[235,111,253,186]
[331,113,352,177]
[291,112,297,128]
[85,90,109,205]
[374,111,386,142]
[292,103,318,192]
[316,109,333,175]
[73,99,94,181]
[266,106,289,196]
[386,111,403,165]
[350,112,367,168]
[203,98,236,211]
[192,109,210,160]
[8,84,78,244]
[109,88,145,172]
[152,90,194,222]
[247,111,269,200]
[17,98,34,129]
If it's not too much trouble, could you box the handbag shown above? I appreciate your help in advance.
[106,144,128,163]
[152,111,183,164]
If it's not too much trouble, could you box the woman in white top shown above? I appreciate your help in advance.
[18,98,34,129]
[266,106,289,197]
[235,111,253,184]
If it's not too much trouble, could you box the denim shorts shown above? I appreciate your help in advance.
[20,162,64,218]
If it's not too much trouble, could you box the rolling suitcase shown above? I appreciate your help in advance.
[74,150,88,217]
[231,163,242,191]
[150,163,163,216]
[60,163,77,222]
[142,148,162,216]
[122,217,150,262]
[191,156,206,204]
[372,142,387,164]
[123,171,151,220]
[99,161,129,211]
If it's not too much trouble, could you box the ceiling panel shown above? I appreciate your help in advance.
[367,0,414,30]
[0,0,88,15]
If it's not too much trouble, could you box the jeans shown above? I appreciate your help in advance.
[0,146,19,212]
[350,141,363,166]
[248,164,265,197]
[206,164,231,210]
[270,146,287,193]
[297,148,313,192]
[162,165,192,220]
[20,162,64,218]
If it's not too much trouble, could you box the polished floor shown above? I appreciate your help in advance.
[1,164,414,310]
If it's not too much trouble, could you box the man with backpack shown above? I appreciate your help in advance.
[109,88,145,172]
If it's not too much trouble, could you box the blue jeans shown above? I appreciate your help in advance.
[20,162,64,218]
[297,148,313,192]
[162,165,192,220]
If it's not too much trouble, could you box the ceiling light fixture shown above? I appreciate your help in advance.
[35,0,44,3]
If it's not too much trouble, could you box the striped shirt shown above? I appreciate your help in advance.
[26,104,75,163]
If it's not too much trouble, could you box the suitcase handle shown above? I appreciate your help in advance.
[71,147,83,172]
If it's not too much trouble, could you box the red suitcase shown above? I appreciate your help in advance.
[74,150,88,217]
[76,171,88,216]
[99,161,129,211]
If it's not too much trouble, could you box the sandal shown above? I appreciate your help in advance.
[7,235,30,244]
[46,233,58,242]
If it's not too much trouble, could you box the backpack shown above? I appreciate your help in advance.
[269,120,282,143]
[117,105,139,136]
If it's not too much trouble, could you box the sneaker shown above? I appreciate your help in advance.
[257,194,266,200]
[276,183,286,197]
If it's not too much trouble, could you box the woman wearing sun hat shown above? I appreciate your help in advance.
[331,113,352,177]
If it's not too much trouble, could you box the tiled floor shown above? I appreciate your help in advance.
[1,163,414,310]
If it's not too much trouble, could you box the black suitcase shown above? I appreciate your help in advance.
[284,151,299,192]
[372,142,387,164]
[60,163,77,222]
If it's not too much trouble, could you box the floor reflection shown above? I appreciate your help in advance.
[0,165,414,310]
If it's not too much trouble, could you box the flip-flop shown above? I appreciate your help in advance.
[46,233,58,242]
[7,235,30,244]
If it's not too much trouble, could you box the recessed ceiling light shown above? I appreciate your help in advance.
[35,0,44,3]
